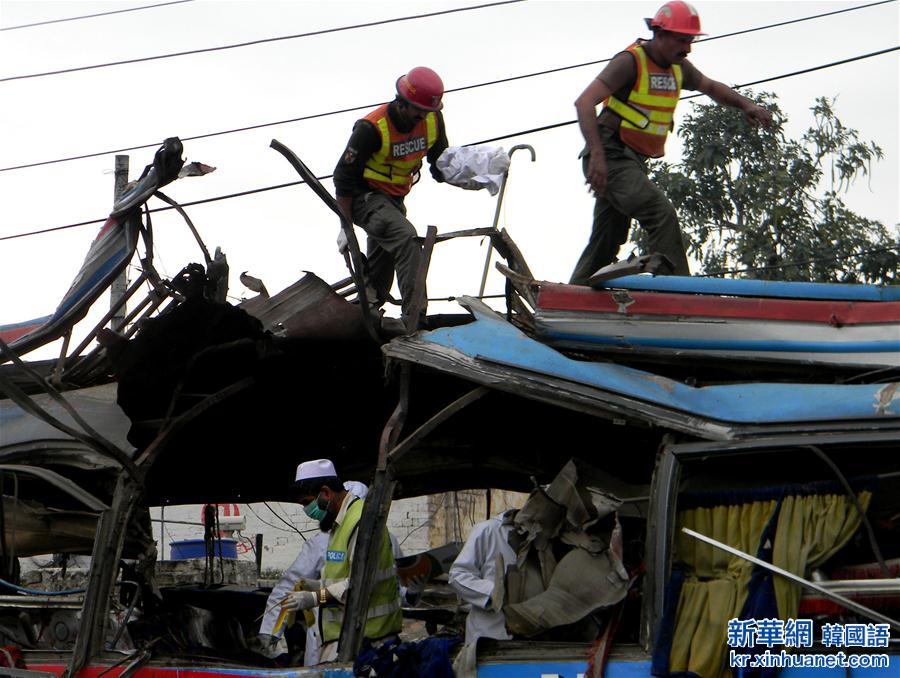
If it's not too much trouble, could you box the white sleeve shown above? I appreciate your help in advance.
[259,534,327,636]
[448,522,495,610]
[389,531,403,559]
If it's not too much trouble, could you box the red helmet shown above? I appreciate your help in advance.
[396,66,444,111]
[645,1,706,36]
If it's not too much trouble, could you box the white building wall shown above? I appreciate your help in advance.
[150,490,528,578]
[150,496,434,574]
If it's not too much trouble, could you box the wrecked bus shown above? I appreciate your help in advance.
[0,139,898,676]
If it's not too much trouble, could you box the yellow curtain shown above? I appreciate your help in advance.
[669,491,870,678]
[670,500,777,678]
[772,491,872,620]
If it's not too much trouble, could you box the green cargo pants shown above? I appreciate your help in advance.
[569,127,690,285]
[351,190,425,323]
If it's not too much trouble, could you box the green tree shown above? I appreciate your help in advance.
[647,92,898,283]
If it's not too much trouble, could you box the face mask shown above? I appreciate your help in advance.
[303,494,327,521]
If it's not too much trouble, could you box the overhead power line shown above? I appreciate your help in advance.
[1,45,896,244]
[696,0,896,44]
[0,0,195,31]
[0,0,524,83]
[1,0,894,174]
[472,46,900,143]
[679,46,900,102]
[0,179,311,241]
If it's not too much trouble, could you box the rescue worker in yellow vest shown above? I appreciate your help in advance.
[279,459,402,664]
[334,67,449,330]
[569,1,772,285]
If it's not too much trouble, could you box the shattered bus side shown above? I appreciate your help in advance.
[0,139,898,677]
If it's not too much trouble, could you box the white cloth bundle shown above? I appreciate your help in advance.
[436,145,510,196]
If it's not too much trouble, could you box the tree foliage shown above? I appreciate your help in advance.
[647,92,898,283]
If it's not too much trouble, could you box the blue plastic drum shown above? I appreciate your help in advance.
[169,538,237,560]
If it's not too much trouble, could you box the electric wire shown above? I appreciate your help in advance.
[0,105,378,172]
[4,46,896,245]
[263,501,309,537]
[7,0,879,35]
[245,502,306,538]
[0,0,524,83]
[680,45,900,101]
[0,0,195,31]
[471,46,900,144]
[695,0,896,44]
[0,0,894,173]
[399,493,447,548]
[0,576,85,596]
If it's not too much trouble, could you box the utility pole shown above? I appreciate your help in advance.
[110,155,129,332]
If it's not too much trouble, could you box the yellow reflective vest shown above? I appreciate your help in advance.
[604,43,682,158]
[320,497,402,644]
[362,103,438,197]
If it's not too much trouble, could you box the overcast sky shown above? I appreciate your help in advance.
[1,0,897,361]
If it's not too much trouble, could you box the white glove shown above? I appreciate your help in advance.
[280,590,318,612]
[337,229,349,254]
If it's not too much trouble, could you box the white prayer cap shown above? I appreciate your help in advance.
[295,459,338,482]
[343,480,368,499]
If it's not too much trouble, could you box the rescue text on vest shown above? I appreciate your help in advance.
[392,137,427,157]
[649,73,677,91]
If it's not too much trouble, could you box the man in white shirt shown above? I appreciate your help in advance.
[448,509,519,644]
[256,479,369,665]
[257,471,416,665]
[274,459,403,664]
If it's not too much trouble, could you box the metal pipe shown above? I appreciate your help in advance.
[52,331,72,386]
[477,144,536,298]
[255,533,263,577]
[814,580,900,594]
[111,155,130,332]
[67,273,148,361]
[0,594,83,608]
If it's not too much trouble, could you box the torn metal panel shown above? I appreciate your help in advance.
[1,139,190,361]
[534,281,900,370]
[239,272,369,341]
[0,492,151,558]
[383,297,900,439]
[0,496,99,557]
[0,383,135,459]
[269,140,380,343]
[501,460,630,638]
[0,466,107,511]
[385,336,733,440]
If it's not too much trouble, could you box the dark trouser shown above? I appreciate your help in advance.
[351,191,425,322]
[569,128,690,286]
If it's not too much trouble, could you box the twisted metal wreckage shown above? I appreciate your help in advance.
[0,138,899,677]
